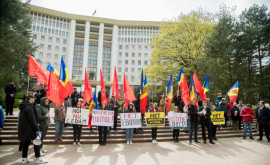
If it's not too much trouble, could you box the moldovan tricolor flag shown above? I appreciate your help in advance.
[88,89,98,128]
[140,69,148,114]
[227,81,239,103]
[112,66,122,99]
[177,68,184,86]
[28,54,49,85]
[83,68,93,105]
[46,63,59,77]
[123,73,136,109]
[193,72,205,101]
[100,69,108,106]
[202,74,209,101]
[180,74,190,106]
[166,75,173,115]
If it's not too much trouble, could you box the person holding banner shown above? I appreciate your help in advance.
[172,106,181,143]
[149,103,160,144]
[199,101,214,144]
[189,100,200,145]
[98,103,108,146]
[241,104,255,140]
[125,103,136,144]
[54,102,66,142]
[72,101,83,146]
[210,105,218,140]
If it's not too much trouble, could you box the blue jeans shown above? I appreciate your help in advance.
[55,120,64,139]
[189,122,198,142]
[126,128,134,140]
[184,116,190,131]
[243,121,252,137]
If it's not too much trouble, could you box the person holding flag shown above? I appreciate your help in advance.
[140,70,148,128]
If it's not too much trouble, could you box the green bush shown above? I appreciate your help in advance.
[14,99,22,109]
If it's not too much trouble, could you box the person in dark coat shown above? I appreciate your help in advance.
[255,101,270,142]
[133,93,141,133]
[111,96,120,131]
[18,95,48,164]
[199,101,214,144]
[37,84,46,104]
[71,88,79,107]
[220,98,229,127]
[189,100,200,145]
[230,103,240,131]
[5,80,17,116]
[173,90,185,112]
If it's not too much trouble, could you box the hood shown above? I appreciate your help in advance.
[40,97,48,107]
[128,103,134,110]
[19,101,31,110]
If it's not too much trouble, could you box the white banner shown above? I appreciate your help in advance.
[168,112,187,127]
[49,108,55,123]
[65,107,89,125]
[91,110,114,127]
[120,113,141,129]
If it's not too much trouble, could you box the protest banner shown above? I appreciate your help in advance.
[91,110,114,127]
[211,111,225,125]
[168,112,187,127]
[120,113,141,129]
[65,107,89,125]
[49,108,55,123]
[145,112,165,127]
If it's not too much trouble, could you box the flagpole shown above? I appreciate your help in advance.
[27,76,29,95]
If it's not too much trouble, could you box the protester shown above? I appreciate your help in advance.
[54,102,66,142]
[237,100,245,130]
[112,96,120,131]
[64,96,71,127]
[206,98,213,109]
[72,101,83,146]
[149,103,160,144]
[125,103,136,144]
[36,97,50,155]
[230,103,240,131]
[216,93,222,103]
[199,101,214,144]
[98,103,108,146]
[228,99,234,125]
[5,80,17,116]
[255,101,270,142]
[0,105,4,145]
[37,84,46,104]
[220,98,229,127]
[172,106,180,143]
[241,104,254,140]
[133,93,141,133]
[159,94,166,113]
[18,95,48,164]
[189,100,200,145]
[173,90,184,112]
[71,88,79,107]
[184,105,190,133]
[23,90,33,101]
[210,105,217,140]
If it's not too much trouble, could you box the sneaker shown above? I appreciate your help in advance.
[77,142,81,146]
[73,142,76,146]
[210,141,215,144]
[130,141,133,145]
[41,149,48,153]
[152,140,155,144]
[40,152,45,156]
[35,157,48,164]
[22,158,34,164]
[154,140,158,144]
[195,141,201,144]
[189,141,192,145]
[127,140,129,145]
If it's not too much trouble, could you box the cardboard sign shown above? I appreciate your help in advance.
[145,112,165,127]
[120,113,142,129]
[91,110,114,127]
[49,108,55,123]
[65,107,89,125]
[211,111,225,125]
[168,112,187,127]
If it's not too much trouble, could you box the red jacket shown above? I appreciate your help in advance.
[241,107,254,122]
[149,108,160,113]
[228,102,234,116]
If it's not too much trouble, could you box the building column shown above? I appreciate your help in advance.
[109,25,119,97]
[96,23,104,93]
[66,19,76,78]
[82,21,90,78]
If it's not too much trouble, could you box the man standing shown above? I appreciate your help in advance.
[71,88,79,107]
[18,95,48,164]
[5,80,17,116]
[237,100,245,130]
[112,96,120,131]
[255,101,270,142]
[230,103,240,131]
[199,101,214,144]
[36,97,50,155]
[37,84,46,104]
[220,98,229,127]
[241,104,255,140]
[189,100,200,145]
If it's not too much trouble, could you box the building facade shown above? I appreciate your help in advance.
[29,5,160,94]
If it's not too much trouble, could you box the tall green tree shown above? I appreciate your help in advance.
[0,0,34,105]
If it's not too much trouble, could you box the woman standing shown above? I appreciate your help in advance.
[172,106,180,143]
[149,103,160,144]
[189,100,200,145]
[125,103,136,144]
[54,102,66,142]
[98,103,108,145]
[210,105,218,140]
[72,101,82,146]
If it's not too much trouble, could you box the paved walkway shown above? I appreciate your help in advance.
[0,137,269,165]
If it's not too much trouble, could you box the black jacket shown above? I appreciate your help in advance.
[198,106,212,123]
[5,84,17,99]
[18,101,39,140]
[189,105,199,123]
[133,94,141,113]
[230,106,240,120]
[173,95,185,112]
[255,106,270,125]
[220,102,229,114]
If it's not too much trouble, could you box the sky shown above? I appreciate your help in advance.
[29,0,270,21]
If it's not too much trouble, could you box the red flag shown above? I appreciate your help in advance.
[46,72,65,105]
[193,72,205,101]
[123,73,136,109]
[112,66,122,99]
[28,54,49,85]
[100,69,108,105]
[180,74,190,106]
[83,68,92,105]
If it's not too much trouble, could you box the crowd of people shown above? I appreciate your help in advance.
[0,81,270,164]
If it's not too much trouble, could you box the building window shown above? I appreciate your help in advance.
[131,68,135,72]
[75,51,83,56]
[75,44,84,49]
[125,45,129,50]
[40,27,43,33]
[144,60,148,65]
[138,60,141,65]
[102,54,111,58]
[55,46,59,52]
[40,44,44,49]
[74,58,83,64]
[131,60,135,65]
[62,47,66,52]
[131,75,135,82]
[132,45,135,50]
[48,37,52,42]
[145,46,148,50]
[138,45,142,50]
[138,53,141,58]
[73,66,83,71]
[144,53,148,58]
[48,45,52,50]
[88,52,97,57]
[39,52,43,58]
[33,34,37,39]
[125,67,128,72]
[102,61,110,66]
[63,39,67,44]
[118,75,121,82]
[48,28,51,34]
[87,67,97,72]
[47,53,51,59]
[132,53,135,57]
[125,52,128,57]
[138,68,142,73]
[118,60,122,65]
[54,54,58,60]
[119,52,122,57]
[54,62,58,68]
[118,67,122,72]
[119,45,122,50]
[88,60,97,65]
[44,28,47,33]
[89,45,98,50]
[41,36,45,41]
[56,38,60,43]
[102,68,110,73]
[125,60,128,65]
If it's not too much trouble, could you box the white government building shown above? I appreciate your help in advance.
[29,5,160,96]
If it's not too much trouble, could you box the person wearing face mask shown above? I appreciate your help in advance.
[230,103,240,131]
[199,101,214,144]
[149,103,160,144]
